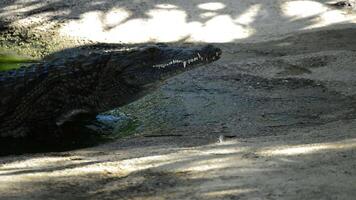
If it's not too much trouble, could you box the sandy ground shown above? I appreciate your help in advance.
[1,0,356,199]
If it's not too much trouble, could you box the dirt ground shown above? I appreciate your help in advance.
[1,0,356,200]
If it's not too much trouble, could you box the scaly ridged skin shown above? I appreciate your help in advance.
[0,53,111,137]
[0,44,222,138]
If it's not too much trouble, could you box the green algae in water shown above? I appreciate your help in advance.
[0,52,37,71]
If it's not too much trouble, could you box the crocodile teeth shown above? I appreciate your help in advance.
[183,61,187,68]
[197,53,202,59]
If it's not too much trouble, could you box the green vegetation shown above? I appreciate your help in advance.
[0,50,37,71]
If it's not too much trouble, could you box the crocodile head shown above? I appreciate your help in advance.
[121,44,221,86]
[99,44,222,107]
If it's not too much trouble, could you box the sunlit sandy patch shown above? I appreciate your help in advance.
[61,11,106,41]
[235,4,261,25]
[282,0,356,29]
[197,2,226,11]
[145,9,193,42]
[175,157,236,171]
[203,188,256,197]
[102,8,131,28]
[282,1,327,18]
[200,12,218,18]
[155,4,178,9]
[0,141,259,194]
[200,147,244,155]
[189,15,253,42]
[0,156,72,171]
[260,138,356,156]
[0,142,247,181]
[61,6,255,43]
[306,10,356,28]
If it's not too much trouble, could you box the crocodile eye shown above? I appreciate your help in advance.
[144,45,161,55]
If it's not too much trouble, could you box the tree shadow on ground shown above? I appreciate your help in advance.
[0,135,355,199]
[1,0,354,43]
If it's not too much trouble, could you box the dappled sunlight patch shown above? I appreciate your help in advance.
[305,10,356,29]
[2,0,356,45]
[61,8,191,43]
[200,12,219,18]
[61,11,107,41]
[322,10,349,23]
[200,146,245,155]
[235,4,262,25]
[282,1,327,18]
[0,141,250,185]
[189,15,253,42]
[187,166,278,181]
[0,159,127,188]
[197,2,226,11]
[7,137,354,194]
[22,148,235,176]
[203,188,256,197]
[60,5,255,43]
[102,8,131,29]
[0,156,73,171]
[259,138,356,156]
[119,154,175,171]
[118,145,243,171]
[282,0,356,29]
[197,178,260,198]
[173,157,237,172]
[0,156,105,189]
[145,9,193,42]
[63,163,124,175]
[155,4,178,9]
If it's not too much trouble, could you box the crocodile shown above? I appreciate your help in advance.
[327,0,355,9]
[0,44,222,138]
